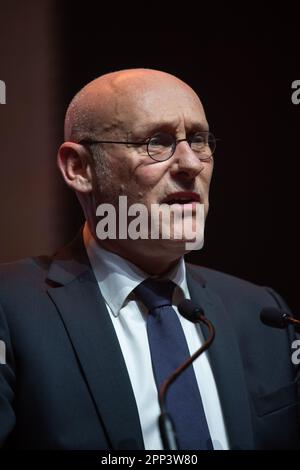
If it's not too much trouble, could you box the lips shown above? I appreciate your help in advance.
[161,191,201,205]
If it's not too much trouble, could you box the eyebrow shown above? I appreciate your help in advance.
[130,121,209,140]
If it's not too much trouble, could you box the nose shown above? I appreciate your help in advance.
[169,139,205,180]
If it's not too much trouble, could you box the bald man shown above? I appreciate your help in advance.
[0,69,299,450]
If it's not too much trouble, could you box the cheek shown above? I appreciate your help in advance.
[203,162,214,190]
[93,157,132,205]
[126,165,167,200]
[95,152,168,205]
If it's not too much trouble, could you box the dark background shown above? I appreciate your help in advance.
[0,1,299,316]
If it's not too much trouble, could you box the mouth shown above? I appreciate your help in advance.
[160,191,201,206]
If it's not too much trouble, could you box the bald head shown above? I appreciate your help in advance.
[64,68,205,143]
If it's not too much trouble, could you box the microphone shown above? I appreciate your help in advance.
[158,299,215,450]
[260,307,300,329]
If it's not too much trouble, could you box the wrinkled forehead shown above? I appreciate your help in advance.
[117,81,208,137]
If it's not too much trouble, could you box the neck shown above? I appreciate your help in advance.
[85,219,187,276]
[101,240,183,275]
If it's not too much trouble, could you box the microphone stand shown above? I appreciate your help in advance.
[158,311,215,451]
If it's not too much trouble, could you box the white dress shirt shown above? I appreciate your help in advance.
[83,224,229,450]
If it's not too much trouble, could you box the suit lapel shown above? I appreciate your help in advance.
[46,232,144,450]
[186,266,255,450]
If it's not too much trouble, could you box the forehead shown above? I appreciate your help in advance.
[122,82,207,134]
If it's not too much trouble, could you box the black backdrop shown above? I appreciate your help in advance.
[1,2,299,317]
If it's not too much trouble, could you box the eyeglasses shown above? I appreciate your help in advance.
[79,131,216,162]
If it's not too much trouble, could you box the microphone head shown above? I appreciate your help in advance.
[260,307,289,329]
[178,299,204,323]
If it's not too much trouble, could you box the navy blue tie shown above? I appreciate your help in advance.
[134,278,213,450]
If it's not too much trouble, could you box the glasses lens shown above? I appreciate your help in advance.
[147,133,174,161]
[190,132,216,159]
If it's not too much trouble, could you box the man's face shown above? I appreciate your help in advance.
[91,76,214,250]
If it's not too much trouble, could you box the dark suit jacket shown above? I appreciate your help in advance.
[0,231,299,450]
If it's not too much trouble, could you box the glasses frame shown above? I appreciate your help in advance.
[78,131,216,162]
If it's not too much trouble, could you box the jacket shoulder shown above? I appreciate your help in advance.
[186,262,285,308]
[0,256,52,292]
[187,263,261,291]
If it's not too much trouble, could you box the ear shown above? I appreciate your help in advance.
[57,142,93,193]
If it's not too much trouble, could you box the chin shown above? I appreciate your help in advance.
[155,236,195,255]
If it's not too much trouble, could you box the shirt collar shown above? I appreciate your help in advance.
[83,223,189,317]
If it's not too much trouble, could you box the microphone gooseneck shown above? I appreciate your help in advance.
[158,299,215,450]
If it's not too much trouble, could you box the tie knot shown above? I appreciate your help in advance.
[134,278,176,312]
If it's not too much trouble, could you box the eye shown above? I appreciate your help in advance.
[147,133,175,161]
[149,133,174,148]
[190,132,206,145]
